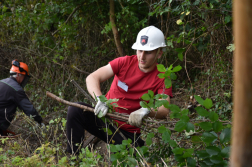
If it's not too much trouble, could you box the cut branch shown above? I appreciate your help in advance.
[46,91,128,122]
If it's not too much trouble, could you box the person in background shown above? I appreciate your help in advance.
[0,60,43,136]
[67,26,173,154]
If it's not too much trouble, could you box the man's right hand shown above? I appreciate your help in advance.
[94,98,108,117]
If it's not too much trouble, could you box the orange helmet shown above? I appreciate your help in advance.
[10,60,30,76]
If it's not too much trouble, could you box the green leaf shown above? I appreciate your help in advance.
[181,109,189,115]
[115,144,125,151]
[162,131,171,143]
[187,157,196,167]
[140,101,148,108]
[199,162,208,167]
[225,15,231,24]
[158,73,165,78]
[195,106,209,117]
[141,94,150,101]
[210,155,223,164]
[170,112,181,119]
[168,104,181,112]
[157,64,166,72]
[191,136,201,143]
[220,146,230,158]
[194,95,204,105]
[162,100,170,108]
[148,90,154,98]
[165,78,172,88]
[168,64,173,70]
[172,147,185,155]
[110,154,119,162]
[220,128,231,144]
[206,146,221,156]
[164,70,171,77]
[170,72,177,80]
[212,121,223,132]
[147,99,154,108]
[186,122,195,132]
[146,133,154,146]
[202,132,218,143]
[97,111,104,118]
[169,140,177,147]
[203,98,213,109]
[183,148,194,158]
[127,157,137,165]
[175,154,184,162]
[180,115,190,122]
[209,112,219,122]
[110,144,118,152]
[199,122,212,131]
[158,125,166,133]
[122,139,132,145]
[98,95,107,102]
[202,158,214,166]
[140,146,149,155]
[178,52,183,61]
[155,100,165,108]
[174,120,187,132]
[172,65,182,72]
[102,128,112,135]
[197,150,209,159]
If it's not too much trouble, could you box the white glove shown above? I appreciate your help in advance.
[41,123,45,129]
[94,98,108,117]
[128,108,150,127]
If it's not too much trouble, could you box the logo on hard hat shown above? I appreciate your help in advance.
[140,35,148,45]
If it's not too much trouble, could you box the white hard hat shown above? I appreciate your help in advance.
[132,26,166,51]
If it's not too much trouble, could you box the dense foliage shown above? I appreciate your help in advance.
[0,0,233,166]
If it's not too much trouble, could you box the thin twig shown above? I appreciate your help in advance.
[70,79,95,104]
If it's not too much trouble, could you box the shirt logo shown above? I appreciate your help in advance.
[140,35,148,45]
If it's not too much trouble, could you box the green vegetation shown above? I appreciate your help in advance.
[0,0,233,166]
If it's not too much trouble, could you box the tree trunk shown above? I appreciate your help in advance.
[231,0,252,166]
[110,0,125,57]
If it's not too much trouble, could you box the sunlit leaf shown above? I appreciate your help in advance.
[141,93,150,101]
[157,64,166,72]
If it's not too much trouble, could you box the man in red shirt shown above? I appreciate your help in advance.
[66,26,172,154]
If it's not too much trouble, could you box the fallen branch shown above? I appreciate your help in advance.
[46,91,128,122]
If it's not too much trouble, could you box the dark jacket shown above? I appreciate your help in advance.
[0,77,42,130]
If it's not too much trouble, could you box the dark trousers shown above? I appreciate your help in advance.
[66,102,144,154]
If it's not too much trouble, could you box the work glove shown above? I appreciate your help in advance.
[128,107,150,127]
[35,122,46,130]
[94,98,108,117]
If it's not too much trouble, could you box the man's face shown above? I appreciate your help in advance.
[137,49,162,72]
[16,74,25,84]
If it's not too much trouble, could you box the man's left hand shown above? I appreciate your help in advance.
[128,108,150,127]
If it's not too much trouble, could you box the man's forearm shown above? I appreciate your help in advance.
[86,74,102,99]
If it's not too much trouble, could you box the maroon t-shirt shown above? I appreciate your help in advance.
[106,55,173,133]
